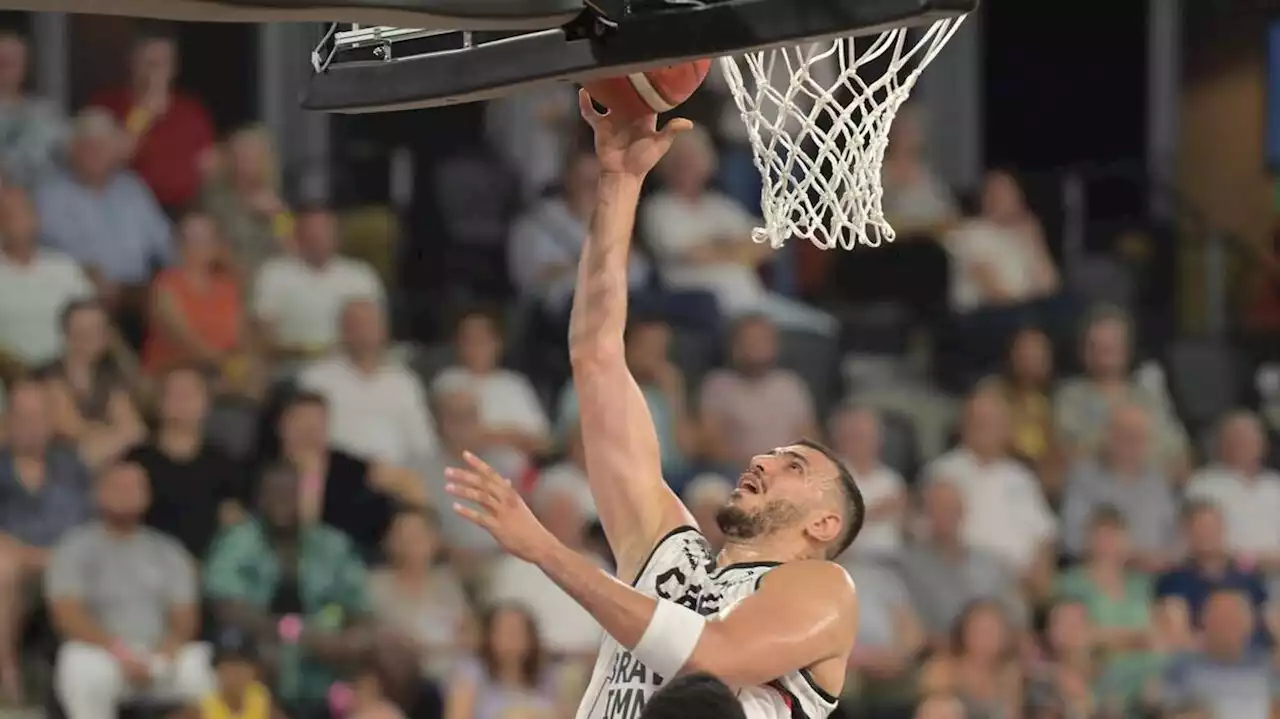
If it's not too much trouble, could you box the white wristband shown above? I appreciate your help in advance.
[631,599,706,679]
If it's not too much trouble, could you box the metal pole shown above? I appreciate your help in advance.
[1204,233,1227,337]
[1147,0,1181,218]
[31,12,69,111]
[1061,171,1087,277]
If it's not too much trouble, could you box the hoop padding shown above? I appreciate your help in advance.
[720,16,966,251]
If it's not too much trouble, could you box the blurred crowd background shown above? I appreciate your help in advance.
[2,2,1280,719]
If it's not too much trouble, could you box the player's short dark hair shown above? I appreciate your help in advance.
[796,438,865,559]
[639,673,746,719]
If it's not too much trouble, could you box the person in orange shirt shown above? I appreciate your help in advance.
[143,211,251,383]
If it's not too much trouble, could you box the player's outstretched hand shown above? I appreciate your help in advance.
[579,88,693,179]
[444,452,554,563]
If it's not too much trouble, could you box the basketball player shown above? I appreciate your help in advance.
[639,673,747,719]
[444,90,863,719]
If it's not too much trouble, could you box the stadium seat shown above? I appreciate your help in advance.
[878,409,921,481]
[1164,337,1245,436]
[669,327,717,401]
[1068,255,1136,311]
[777,329,842,420]
[836,301,914,356]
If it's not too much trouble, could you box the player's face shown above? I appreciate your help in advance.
[717,444,835,541]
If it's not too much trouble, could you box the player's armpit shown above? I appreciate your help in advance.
[686,561,858,689]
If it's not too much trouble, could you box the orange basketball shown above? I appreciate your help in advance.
[583,59,713,120]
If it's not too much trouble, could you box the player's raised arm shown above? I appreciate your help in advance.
[570,90,696,581]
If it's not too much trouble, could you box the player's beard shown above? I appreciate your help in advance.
[715,499,803,540]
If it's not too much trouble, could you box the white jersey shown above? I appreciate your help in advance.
[574,526,841,719]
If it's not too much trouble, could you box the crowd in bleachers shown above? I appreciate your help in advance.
[2,20,1280,719]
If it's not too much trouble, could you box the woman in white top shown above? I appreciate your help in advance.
[432,308,551,471]
[828,404,906,558]
[944,170,1060,313]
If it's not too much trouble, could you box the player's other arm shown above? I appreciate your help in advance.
[570,92,696,581]
[445,454,858,688]
[539,541,857,688]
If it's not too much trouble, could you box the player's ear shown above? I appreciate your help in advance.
[804,509,842,547]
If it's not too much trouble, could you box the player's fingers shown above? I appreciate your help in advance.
[443,467,505,506]
[579,88,604,124]
[451,502,495,530]
[462,451,509,487]
[443,482,500,511]
[662,117,695,137]
[444,464,496,490]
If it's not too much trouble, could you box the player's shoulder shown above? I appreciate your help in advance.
[760,560,857,602]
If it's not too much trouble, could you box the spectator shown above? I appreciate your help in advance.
[641,126,836,335]
[1024,599,1101,719]
[368,509,474,682]
[35,108,172,324]
[48,461,214,719]
[911,694,966,719]
[0,32,67,188]
[927,388,1057,589]
[1154,502,1268,645]
[125,366,245,558]
[201,124,292,283]
[42,299,146,471]
[90,27,214,212]
[143,212,252,384]
[534,421,595,523]
[204,464,373,716]
[1060,403,1180,569]
[1159,590,1277,719]
[252,206,384,364]
[986,326,1058,476]
[1054,305,1189,475]
[638,672,747,719]
[507,149,650,318]
[171,628,287,719]
[944,170,1060,313]
[340,644,445,719]
[484,85,577,202]
[897,481,1028,641]
[828,405,906,558]
[0,379,93,700]
[266,390,422,555]
[444,605,561,719]
[1185,411,1280,571]
[918,600,1023,719]
[432,308,550,471]
[0,186,93,375]
[701,314,817,471]
[487,469,603,660]
[1055,507,1168,714]
[880,106,960,238]
[300,298,438,469]
[423,388,508,568]
[840,558,926,717]
[681,474,733,553]
[558,314,697,483]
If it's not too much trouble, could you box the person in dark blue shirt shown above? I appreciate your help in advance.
[1154,501,1270,646]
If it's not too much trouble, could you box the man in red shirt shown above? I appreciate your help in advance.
[90,28,214,213]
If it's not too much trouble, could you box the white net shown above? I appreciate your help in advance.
[719,16,967,251]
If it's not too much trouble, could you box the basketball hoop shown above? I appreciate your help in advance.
[719,16,966,251]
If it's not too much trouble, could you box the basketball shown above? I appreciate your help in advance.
[582,59,713,120]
